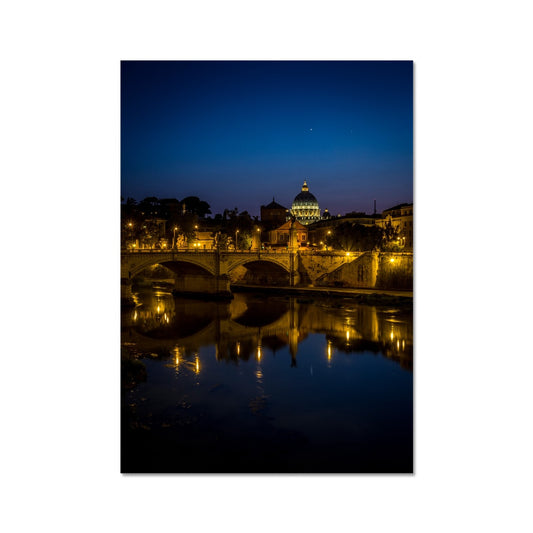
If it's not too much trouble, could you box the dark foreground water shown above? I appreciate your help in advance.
[121,290,413,473]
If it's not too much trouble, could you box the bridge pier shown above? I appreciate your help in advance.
[173,273,232,299]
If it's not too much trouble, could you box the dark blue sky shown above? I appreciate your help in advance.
[121,61,412,216]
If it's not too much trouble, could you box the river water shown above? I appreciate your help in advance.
[121,290,413,473]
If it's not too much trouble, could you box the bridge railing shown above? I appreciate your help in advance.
[122,248,292,254]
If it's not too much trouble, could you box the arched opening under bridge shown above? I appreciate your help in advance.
[229,259,290,287]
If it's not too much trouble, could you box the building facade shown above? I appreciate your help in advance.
[377,203,413,249]
[260,198,288,227]
[268,219,308,248]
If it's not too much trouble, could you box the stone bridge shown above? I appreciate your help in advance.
[121,249,363,294]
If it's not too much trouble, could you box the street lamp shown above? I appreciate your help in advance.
[173,226,178,249]
[325,230,331,251]
[235,229,239,251]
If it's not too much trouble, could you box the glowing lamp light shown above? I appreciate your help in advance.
[390,257,395,263]
[346,252,350,257]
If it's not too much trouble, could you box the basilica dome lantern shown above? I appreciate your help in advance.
[290,180,321,225]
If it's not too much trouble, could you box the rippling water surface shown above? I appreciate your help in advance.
[121,290,413,473]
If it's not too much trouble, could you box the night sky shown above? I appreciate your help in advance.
[121,61,413,217]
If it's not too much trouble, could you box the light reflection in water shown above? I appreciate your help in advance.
[122,290,413,473]
[327,340,333,368]
[126,291,413,371]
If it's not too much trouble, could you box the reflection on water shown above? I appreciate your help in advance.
[124,291,413,370]
[122,290,413,473]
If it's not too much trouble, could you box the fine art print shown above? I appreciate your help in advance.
[121,61,413,473]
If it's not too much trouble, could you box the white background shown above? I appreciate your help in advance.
[1,1,532,532]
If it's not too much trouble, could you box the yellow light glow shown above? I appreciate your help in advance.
[133,311,137,321]
[257,346,262,361]
[327,342,332,360]
[236,342,241,356]
[195,355,200,374]
[346,330,350,341]
[157,305,160,313]
[402,340,405,349]
[397,340,400,350]
[390,257,395,263]
[173,347,181,366]
[390,331,394,340]
[346,252,350,257]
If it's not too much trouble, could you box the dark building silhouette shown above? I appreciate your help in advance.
[260,198,288,227]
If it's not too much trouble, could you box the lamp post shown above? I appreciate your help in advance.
[193,225,199,251]
[235,229,239,251]
[126,222,134,249]
[172,226,178,249]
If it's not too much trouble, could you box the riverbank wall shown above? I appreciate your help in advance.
[299,251,412,291]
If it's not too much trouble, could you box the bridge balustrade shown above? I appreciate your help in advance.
[123,248,293,254]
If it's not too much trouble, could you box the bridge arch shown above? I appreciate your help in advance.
[227,258,291,286]
[125,254,217,279]
[226,256,291,274]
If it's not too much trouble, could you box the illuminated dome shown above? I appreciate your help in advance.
[291,180,321,225]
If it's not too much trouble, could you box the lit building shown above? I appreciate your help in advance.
[189,231,216,250]
[290,180,321,225]
[377,203,413,249]
[268,219,308,248]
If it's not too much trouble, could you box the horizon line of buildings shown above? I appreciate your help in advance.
[123,179,413,251]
